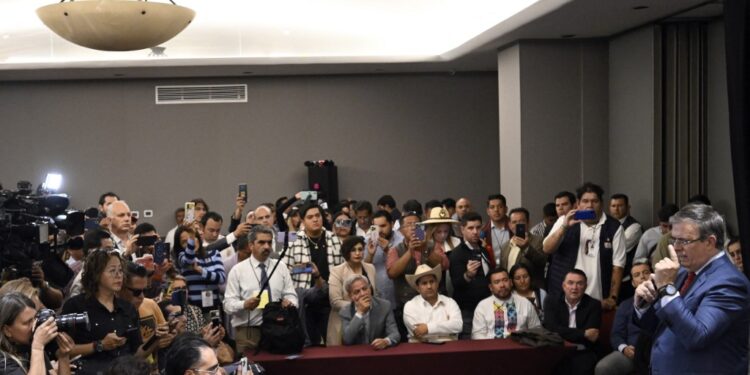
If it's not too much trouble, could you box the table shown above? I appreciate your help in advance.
[247,339,573,374]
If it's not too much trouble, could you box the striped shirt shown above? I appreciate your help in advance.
[179,240,226,310]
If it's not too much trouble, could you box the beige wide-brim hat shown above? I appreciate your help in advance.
[420,207,459,225]
[406,264,443,291]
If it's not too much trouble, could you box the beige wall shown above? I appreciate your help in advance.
[0,73,499,234]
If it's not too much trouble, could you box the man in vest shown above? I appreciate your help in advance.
[609,193,642,302]
[387,211,448,341]
[543,182,626,311]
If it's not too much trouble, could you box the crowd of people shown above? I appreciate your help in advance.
[0,182,748,375]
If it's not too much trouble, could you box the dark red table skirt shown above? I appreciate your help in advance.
[246,339,573,374]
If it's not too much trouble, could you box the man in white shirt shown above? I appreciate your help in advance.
[472,268,541,339]
[633,204,678,261]
[108,200,134,256]
[483,194,510,262]
[223,225,298,353]
[543,182,626,311]
[403,264,462,342]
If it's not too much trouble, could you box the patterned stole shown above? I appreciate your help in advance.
[493,299,518,338]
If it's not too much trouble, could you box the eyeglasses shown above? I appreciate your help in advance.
[190,364,221,374]
[126,286,145,297]
[106,268,124,277]
[334,219,352,227]
[668,237,704,247]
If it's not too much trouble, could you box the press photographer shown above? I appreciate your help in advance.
[0,292,76,375]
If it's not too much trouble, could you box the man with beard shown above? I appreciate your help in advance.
[471,268,540,339]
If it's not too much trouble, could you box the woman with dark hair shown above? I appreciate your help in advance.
[0,292,74,375]
[509,263,547,320]
[61,249,148,375]
[332,211,353,242]
[326,236,376,346]
[163,334,218,375]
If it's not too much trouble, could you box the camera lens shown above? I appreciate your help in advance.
[57,312,90,333]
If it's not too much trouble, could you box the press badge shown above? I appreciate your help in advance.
[201,290,214,308]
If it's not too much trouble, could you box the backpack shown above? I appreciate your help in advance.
[257,302,305,354]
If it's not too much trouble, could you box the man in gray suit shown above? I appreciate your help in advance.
[340,274,400,349]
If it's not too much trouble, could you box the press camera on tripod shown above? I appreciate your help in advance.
[0,179,84,285]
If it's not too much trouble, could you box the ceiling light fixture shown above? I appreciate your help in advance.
[36,0,195,51]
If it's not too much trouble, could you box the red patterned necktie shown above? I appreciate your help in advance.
[680,272,696,295]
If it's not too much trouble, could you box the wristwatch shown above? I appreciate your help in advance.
[94,340,104,353]
[658,284,677,299]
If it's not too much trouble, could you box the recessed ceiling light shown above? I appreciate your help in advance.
[561,34,576,38]
[632,5,649,10]
[2,34,9,39]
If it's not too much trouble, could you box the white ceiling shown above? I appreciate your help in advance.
[0,0,721,80]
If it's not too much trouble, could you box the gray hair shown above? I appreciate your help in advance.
[670,204,726,249]
[106,200,129,218]
[248,225,274,244]
[344,274,370,295]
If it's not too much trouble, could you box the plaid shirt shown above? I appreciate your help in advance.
[284,230,343,289]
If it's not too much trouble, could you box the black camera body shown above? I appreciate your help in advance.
[0,181,84,281]
[36,308,90,333]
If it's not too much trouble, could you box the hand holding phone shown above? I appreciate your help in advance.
[291,263,314,275]
[239,184,248,203]
[414,225,426,241]
[515,223,526,239]
[136,235,158,247]
[184,202,196,223]
[573,210,597,221]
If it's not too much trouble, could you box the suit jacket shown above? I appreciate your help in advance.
[543,293,601,348]
[340,297,400,346]
[449,243,493,311]
[498,233,547,289]
[326,262,377,345]
[611,296,640,350]
[636,255,750,374]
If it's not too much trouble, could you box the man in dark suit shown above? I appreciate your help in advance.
[595,259,651,375]
[498,207,547,290]
[543,269,602,375]
[634,204,750,374]
[449,211,494,339]
[340,274,400,349]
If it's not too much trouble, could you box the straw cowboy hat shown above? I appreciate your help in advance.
[419,207,458,225]
[406,264,443,290]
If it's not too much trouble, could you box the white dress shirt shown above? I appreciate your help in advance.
[546,215,626,300]
[618,216,643,252]
[471,293,541,339]
[403,294,462,342]
[491,222,510,264]
[223,255,298,327]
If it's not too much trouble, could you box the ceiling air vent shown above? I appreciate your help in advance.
[155,84,247,104]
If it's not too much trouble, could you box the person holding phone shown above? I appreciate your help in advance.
[61,249,151,375]
[386,211,448,341]
[497,208,547,290]
[543,182,626,311]
[327,236,377,346]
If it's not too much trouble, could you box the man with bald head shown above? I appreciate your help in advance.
[254,204,282,258]
[107,200,135,256]
[452,197,472,238]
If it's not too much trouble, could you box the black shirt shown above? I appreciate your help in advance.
[308,235,330,281]
[61,294,142,375]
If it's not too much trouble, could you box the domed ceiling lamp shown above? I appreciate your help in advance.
[36,0,195,51]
